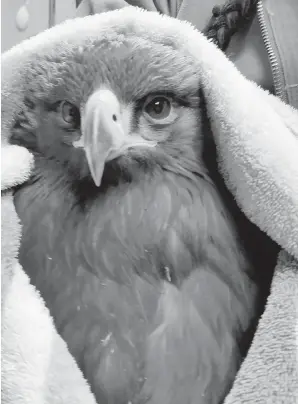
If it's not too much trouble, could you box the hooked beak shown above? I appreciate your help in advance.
[82,89,156,187]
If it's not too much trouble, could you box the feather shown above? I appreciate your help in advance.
[14,161,255,403]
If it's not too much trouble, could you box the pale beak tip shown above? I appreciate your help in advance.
[91,166,104,188]
[85,148,105,188]
[94,177,101,187]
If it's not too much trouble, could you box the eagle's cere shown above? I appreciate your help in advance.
[11,29,261,404]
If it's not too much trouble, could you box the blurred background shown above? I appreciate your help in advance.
[1,0,84,52]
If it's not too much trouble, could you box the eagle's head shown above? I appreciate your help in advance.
[11,29,206,189]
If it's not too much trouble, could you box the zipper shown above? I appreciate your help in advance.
[49,0,56,28]
[257,1,284,100]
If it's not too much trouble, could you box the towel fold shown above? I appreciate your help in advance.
[1,146,97,404]
[1,8,298,403]
[224,250,298,404]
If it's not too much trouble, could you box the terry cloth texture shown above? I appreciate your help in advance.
[1,8,298,403]
[1,158,98,404]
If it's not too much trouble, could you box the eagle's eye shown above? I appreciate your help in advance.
[143,96,172,121]
[58,101,80,129]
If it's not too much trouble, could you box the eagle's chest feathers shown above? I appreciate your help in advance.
[16,170,206,290]
[15,166,254,404]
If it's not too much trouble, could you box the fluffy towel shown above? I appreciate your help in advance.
[1,171,98,402]
[1,7,298,404]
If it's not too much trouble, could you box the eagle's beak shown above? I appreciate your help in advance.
[83,89,156,187]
